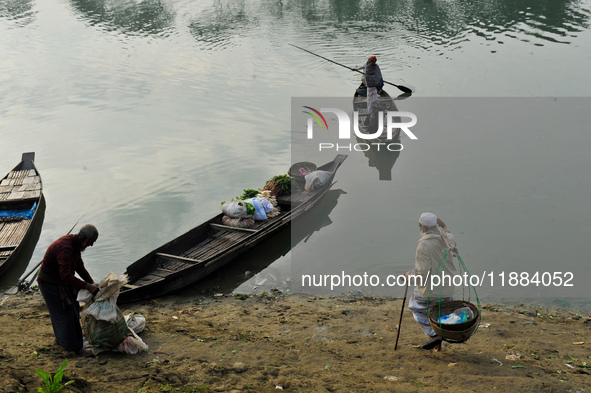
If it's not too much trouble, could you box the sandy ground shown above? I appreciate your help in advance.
[0,290,590,393]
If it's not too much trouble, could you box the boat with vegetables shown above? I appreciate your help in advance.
[117,154,347,304]
[0,153,43,277]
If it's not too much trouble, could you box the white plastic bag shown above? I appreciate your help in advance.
[304,170,332,192]
[125,312,146,334]
[83,297,118,323]
[76,289,93,304]
[437,307,474,324]
[117,328,148,354]
[221,200,252,218]
[244,197,274,220]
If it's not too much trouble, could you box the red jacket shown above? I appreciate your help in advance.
[38,234,93,289]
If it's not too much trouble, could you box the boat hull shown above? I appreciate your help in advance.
[353,85,401,141]
[0,153,43,278]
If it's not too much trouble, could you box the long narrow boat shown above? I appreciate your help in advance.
[353,84,401,141]
[118,154,348,304]
[0,153,43,277]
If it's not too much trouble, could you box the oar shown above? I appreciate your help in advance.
[3,262,39,295]
[288,44,413,94]
[394,278,409,351]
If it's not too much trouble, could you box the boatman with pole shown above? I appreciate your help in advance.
[405,213,457,352]
[37,224,100,356]
[358,55,384,114]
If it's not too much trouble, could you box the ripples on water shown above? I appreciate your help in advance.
[1,0,590,296]
[0,0,36,27]
[70,0,176,37]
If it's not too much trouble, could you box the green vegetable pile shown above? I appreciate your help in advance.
[243,202,255,216]
[263,174,292,196]
[239,189,260,200]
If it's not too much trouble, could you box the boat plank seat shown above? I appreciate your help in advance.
[0,221,30,246]
[155,252,204,264]
[210,223,259,233]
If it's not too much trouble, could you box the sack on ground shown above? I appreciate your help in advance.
[82,306,128,354]
[81,272,128,323]
[94,272,128,302]
[80,272,130,354]
[82,296,119,323]
[304,171,332,192]
[125,312,146,334]
[221,200,252,218]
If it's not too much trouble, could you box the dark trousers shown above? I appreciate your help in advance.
[38,281,83,353]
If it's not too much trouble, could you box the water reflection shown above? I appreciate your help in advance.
[188,0,254,50]
[0,0,36,26]
[357,138,401,181]
[62,0,591,48]
[70,0,175,36]
[324,0,591,46]
[353,84,403,181]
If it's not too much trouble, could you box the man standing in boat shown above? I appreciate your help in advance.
[37,224,100,356]
[358,55,384,114]
[405,213,457,352]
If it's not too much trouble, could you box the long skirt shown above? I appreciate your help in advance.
[408,288,452,337]
[39,281,84,352]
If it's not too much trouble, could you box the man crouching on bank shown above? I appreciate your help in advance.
[37,224,100,357]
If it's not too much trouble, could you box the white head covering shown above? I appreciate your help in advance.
[419,212,437,227]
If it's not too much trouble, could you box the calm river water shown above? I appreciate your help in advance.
[1,0,590,309]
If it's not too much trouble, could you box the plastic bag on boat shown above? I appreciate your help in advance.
[304,171,332,192]
[244,197,274,220]
[221,200,253,218]
[81,273,128,323]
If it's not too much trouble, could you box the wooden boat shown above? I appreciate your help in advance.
[169,188,347,296]
[118,154,348,304]
[353,84,401,141]
[0,153,43,277]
